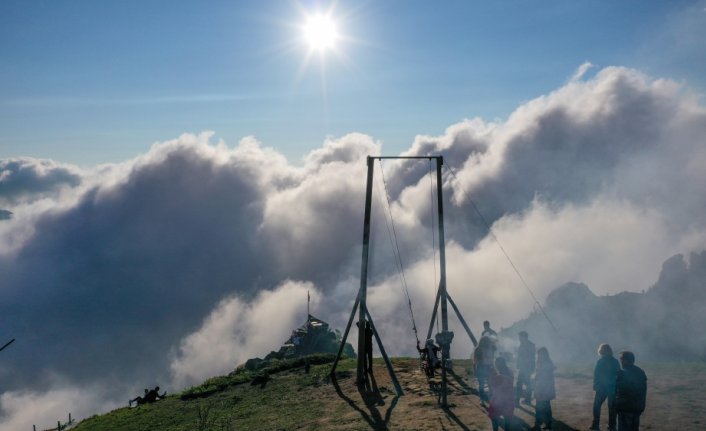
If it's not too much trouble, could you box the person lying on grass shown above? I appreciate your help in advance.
[129,386,166,406]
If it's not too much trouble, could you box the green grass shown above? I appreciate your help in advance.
[68,359,706,431]
[73,354,355,431]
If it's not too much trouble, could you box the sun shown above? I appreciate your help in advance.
[303,13,338,52]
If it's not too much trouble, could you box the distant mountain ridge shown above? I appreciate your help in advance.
[501,251,706,362]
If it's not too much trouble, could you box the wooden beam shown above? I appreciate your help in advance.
[365,309,403,395]
[447,293,478,347]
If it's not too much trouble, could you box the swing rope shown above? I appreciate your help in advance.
[376,160,420,345]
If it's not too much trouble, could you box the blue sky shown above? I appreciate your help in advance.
[1,0,704,166]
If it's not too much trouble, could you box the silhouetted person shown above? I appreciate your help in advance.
[533,347,555,431]
[488,356,515,431]
[144,386,166,403]
[474,336,497,404]
[365,321,373,372]
[482,320,498,338]
[515,331,535,406]
[590,343,620,431]
[356,320,374,373]
[129,386,165,406]
[129,389,149,406]
[417,338,441,377]
[615,351,647,431]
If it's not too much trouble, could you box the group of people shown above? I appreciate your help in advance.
[473,321,647,431]
[591,344,647,431]
[474,323,555,431]
[128,386,166,407]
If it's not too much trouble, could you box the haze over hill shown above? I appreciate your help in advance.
[2,65,706,430]
[502,251,706,362]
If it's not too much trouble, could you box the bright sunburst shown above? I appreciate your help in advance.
[303,13,338,52]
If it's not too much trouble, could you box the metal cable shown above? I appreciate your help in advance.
[443,164,559,334]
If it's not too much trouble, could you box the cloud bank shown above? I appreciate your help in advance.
[0,158,82,206]
[1,65,705,429]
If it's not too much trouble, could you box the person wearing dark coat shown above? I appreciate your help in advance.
[615,351,647,431]
[515,331,535,406]
[356,320,374,373]
[364,321,374,372]
[144,386,166,403]
[474,336,497,404]
[533,347,556,431]
[590,343,620,431]
[130,386,166,406]
[129,389,149,406]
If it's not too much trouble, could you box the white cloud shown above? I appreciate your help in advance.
[570,61,595,82]
[169,281,320,388]
[0,386,120,431]
[0,158,82,206]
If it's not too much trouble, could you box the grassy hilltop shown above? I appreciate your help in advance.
[72,355,706,431]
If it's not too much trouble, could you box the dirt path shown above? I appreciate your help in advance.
[324,359,706,430]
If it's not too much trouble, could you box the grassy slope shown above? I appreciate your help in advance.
[74,355,354,431]
[73,358,706,431]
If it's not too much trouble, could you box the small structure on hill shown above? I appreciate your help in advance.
[268,314,355,360]
[242,314,355,371]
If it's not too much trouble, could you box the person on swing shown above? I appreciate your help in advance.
[417,338,441,376]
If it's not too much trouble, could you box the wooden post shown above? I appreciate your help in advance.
[331,156,404,395]
[435,156,453,407]
[365,309,403,395]
[356,156,375,385]
[331,296,360,375]
[426,281,442,340]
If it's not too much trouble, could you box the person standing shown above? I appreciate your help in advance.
[355,320,374,373]
[488,356,515,431]
[364,321,374,373]
[615,351,647,431]
[533,347,556,431]
[474,336,497,405]
[515,331,536,406]
[482,320,498,338]
[590,343,620,431]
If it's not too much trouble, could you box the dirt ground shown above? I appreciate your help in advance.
[323,358,706,430]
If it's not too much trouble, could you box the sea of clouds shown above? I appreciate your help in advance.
[1,64,705,429]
